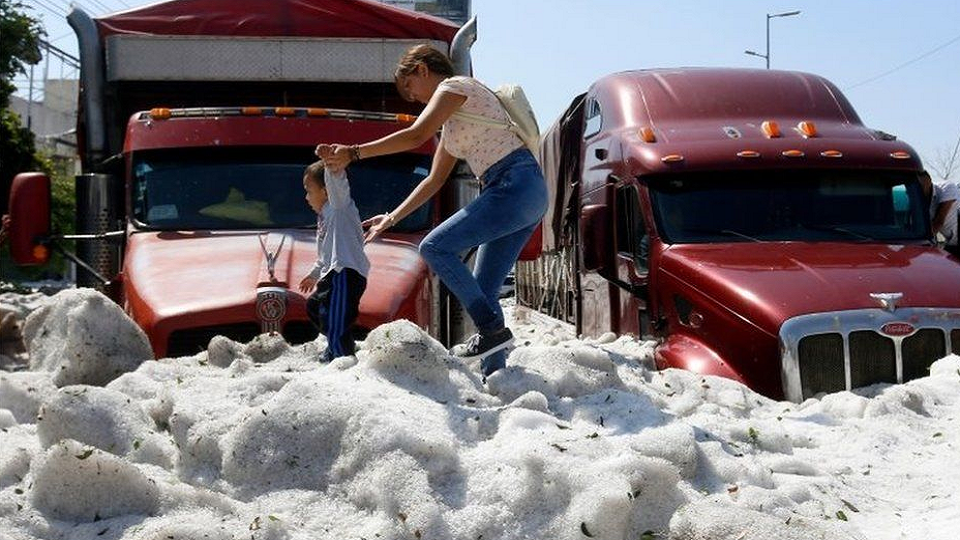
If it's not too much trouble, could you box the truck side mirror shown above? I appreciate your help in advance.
[8,172,52,265]
[517,222,543,261]
[580,203,610,272]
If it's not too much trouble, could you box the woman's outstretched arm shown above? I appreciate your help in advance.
[319,91,466,170]
[363,145,458,243]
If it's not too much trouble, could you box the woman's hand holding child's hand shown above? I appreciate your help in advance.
[314,143,352,172]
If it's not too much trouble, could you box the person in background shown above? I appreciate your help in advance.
[298,160,370,362]
[317,44,547,377]
[919,170,959,257]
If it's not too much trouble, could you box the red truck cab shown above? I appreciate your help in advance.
[8,0,481,357]
[523,68,960,401]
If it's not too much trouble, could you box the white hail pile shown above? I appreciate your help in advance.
[0,288,957,540]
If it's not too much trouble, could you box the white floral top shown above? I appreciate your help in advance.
[437,76,524,178]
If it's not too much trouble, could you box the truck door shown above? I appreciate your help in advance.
[613,183,650,338]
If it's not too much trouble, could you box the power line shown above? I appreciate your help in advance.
[846,32,960,90]
[30,0,68,18]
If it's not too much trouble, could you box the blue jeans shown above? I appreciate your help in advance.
[420,148,548,364]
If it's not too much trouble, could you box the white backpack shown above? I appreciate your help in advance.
[451,83,541,158]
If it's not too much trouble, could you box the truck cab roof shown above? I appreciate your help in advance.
[586,68,920,173]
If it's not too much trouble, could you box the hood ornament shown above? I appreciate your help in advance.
[258,233,288,282]
[869,292,903,312]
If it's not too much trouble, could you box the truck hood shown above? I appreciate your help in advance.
[123,229,428,329]
[660,242,960,334]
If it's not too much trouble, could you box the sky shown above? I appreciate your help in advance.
[17,0,960,176]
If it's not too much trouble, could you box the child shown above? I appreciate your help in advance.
[298,160,370,362]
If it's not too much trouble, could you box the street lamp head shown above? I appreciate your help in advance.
[744,50,767,59]
[769,10,801,18]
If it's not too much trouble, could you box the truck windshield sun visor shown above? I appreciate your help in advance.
[131,148,433,232]
[647,169,928,244]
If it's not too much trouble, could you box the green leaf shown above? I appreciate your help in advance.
[748,427,759,442]
[836,510,848,521]
[640,531,657,540]
[268,515,279,522]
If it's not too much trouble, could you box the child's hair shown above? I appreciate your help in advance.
[304,160,326,188]
[394,44,455,80]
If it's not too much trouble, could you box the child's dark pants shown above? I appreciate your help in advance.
[306,268,367,361]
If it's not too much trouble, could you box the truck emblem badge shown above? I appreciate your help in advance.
[869,292,903,312]
[258,233,288,281]
[256,287,287,334]
[880,322,915,337]
[722,126,742,139]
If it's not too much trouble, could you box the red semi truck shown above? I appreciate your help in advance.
[519,68,960,401]
[8,0,486,357]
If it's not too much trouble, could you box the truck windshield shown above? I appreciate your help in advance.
[648,169,929,244]
[131,148,433,231]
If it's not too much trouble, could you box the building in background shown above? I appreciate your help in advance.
[11,79,78,162]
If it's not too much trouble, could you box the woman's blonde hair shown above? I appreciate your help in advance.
[394,44,455,79]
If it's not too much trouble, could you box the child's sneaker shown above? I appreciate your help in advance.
[452,327,514,361]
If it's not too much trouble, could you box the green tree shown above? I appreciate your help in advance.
[0,0,43,108]
[1,0,46,214]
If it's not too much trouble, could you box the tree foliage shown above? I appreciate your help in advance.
[1,1,46,214]
[0,0,44,108]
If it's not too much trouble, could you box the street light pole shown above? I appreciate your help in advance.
[745,10,800,69]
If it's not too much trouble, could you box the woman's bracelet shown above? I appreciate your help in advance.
[384,213,396,227]
[349,144,362,162]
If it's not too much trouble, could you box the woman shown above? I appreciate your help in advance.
[317,45,547,376]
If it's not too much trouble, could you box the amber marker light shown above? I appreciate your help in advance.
[32,245,49,262]
[149,108,171,120]
[782,149,805,158]
[737,150,761,158]
[890,151,912,160]
[761,121,781,138]
[798,121,817,138]
[395,113,418,123]
[241,107,262,116]
[821,150,843,158]
[306,108,329,117]
[275,107,296,116]
[661,154,685,163]
[639,127,657,143]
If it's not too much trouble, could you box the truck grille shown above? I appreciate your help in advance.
[167,323,261,358]
[166,321,369,358]
[781,308,960,402]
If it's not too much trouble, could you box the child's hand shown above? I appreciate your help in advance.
[298,275,318,294]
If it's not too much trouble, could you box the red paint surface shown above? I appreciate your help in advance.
[123,230,431,357]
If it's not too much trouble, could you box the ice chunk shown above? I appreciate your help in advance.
[30,439,160,522]
[22,288,152,387]
[36,385,174,467]
[0,371,56,423]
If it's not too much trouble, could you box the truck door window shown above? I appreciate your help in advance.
[616,185,648,270]
[131,147,433,231]
[583,99,602,138]
[648,170,928,243]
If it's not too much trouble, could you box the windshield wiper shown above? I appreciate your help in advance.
[685,227,762,242]
[798,223,874,241]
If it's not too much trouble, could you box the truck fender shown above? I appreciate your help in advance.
[655,332,747,385]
